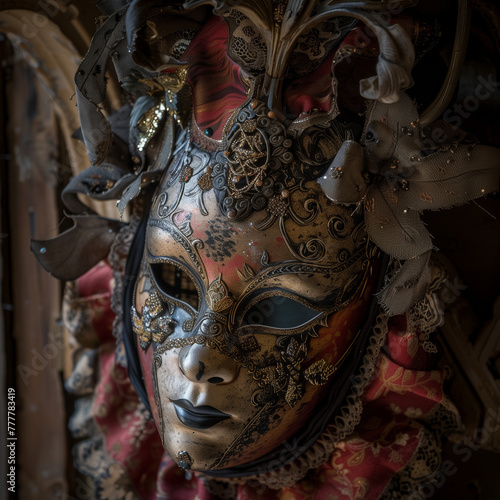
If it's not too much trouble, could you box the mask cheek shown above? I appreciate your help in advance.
[135,275,149,314]
[235,335,329,434]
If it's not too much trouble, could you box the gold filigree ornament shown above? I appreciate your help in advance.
[223,100,294,200]
[226,116,268,196]
[131,290,174,350]
[197,166,213,191]
[304,359,338,386]
[206,274,234,313]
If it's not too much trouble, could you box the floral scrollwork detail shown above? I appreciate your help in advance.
[206,274,234,313]
[131,290,175,350]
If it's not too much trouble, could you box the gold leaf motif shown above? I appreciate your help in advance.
[237,262,256,282]
[207,274,234,312]
[139,68,188,95]
[131,292,174,350]
[285,378,304,408]
[157,68,188,94]
[197,167,213,191]
[131,306,151,350]
[304,359,338,386]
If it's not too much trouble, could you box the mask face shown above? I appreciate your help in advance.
[131,137,377,470]
[130,9,379,472]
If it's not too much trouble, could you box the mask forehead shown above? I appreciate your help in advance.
[146,142,369,307]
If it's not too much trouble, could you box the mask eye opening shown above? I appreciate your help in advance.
[239,293,323,332]
[149,262,200,311]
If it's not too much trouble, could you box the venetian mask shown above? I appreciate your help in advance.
[126,4,391,472]
[31,0,425,477]
[29,0,500,484]
[131,136,379,471]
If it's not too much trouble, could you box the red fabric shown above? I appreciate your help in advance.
[284,51,336,117]
[76,263,115,344]
[184,15,249,141]
[76,264,164,499]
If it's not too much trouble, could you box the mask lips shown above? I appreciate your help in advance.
[172,399,231,429]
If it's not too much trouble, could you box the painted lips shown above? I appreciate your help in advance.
[172,399,231,429]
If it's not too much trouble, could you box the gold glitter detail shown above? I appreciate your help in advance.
[267,195,289,217]
[304,359,338,385]
[137,100,166,152]
[197,167,213,191]
[131,290,174,350]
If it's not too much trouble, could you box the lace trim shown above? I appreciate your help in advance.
[379,427,442,500]
[202,311,390,490]
[422,395,463,437]
[73,435,139,500]
[406,261,448,354]
[380,276,463,500]
[109,215,141,366]
[199,475,238,499]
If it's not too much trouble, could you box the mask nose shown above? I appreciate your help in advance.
[178,343,239,384]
